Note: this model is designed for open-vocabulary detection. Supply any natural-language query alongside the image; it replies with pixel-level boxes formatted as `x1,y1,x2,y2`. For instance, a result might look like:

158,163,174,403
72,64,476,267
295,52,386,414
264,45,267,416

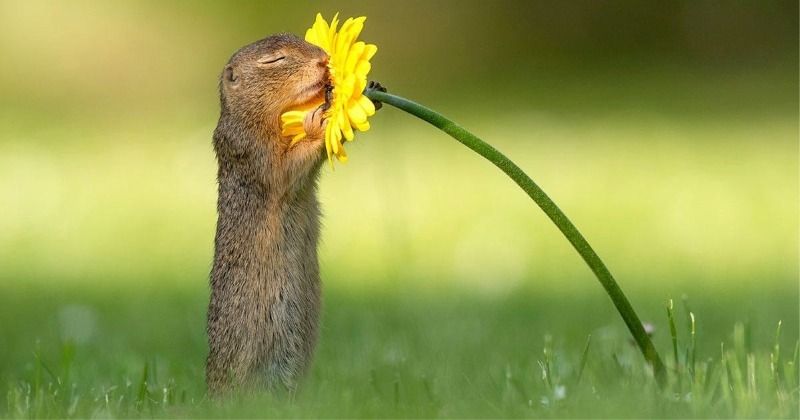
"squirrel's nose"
318,56,329,68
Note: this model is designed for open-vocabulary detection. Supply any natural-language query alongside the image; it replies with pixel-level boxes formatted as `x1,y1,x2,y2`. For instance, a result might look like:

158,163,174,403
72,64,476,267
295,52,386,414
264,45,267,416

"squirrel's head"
214,34,329,197
219,33,328,131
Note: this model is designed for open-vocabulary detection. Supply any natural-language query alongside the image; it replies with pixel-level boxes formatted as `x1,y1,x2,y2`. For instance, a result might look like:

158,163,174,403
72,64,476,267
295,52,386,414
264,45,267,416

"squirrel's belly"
255,275,321,387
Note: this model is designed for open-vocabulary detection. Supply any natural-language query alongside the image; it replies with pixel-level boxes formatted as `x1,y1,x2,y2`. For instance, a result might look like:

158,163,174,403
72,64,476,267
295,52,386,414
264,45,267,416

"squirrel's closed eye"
258,55,286,65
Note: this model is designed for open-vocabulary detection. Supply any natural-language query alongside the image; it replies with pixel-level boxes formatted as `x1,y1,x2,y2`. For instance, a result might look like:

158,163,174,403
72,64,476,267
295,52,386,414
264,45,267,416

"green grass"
1,283,797,418
1,98,796,416
0,21,796,415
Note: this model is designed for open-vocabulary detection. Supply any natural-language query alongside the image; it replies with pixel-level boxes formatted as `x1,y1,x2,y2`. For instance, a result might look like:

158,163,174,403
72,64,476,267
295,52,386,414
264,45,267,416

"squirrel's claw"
303,104,327,140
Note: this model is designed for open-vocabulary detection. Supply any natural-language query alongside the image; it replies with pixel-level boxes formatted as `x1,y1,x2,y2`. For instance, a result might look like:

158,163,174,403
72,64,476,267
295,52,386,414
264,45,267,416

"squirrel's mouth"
293,78,330,110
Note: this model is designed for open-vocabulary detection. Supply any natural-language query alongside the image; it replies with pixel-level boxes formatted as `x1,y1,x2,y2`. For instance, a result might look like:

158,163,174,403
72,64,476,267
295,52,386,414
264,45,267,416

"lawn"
0,6,797,415
1,282,797,417
2,85,797,417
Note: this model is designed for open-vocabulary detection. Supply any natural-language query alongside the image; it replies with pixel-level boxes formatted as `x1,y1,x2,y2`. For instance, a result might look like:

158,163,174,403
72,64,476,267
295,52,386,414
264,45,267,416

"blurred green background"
0,0,797,416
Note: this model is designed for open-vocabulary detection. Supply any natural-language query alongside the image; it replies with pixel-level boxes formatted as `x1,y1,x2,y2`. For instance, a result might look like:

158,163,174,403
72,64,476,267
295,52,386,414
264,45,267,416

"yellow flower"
280,13,378,165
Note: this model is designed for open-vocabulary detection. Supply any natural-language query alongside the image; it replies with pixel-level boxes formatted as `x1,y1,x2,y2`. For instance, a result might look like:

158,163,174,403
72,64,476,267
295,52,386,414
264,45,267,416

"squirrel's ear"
223,65,239,86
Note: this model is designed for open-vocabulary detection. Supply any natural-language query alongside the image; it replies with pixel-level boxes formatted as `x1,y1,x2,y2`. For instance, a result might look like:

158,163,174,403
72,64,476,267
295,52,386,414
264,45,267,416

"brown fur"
206,34,330,394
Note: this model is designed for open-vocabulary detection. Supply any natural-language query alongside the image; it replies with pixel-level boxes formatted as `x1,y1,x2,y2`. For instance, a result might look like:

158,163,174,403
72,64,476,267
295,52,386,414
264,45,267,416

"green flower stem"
365,88,667,384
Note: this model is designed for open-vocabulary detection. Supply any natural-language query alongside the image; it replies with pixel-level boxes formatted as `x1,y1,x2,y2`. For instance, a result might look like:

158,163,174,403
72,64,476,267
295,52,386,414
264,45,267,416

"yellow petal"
289,132,306,145
357,94,376,116
328,13,340,47
324,122,334,159
282,127,301,137
336,17,364,54
281,110,307,124
339,109,354,141
347,102,367,125
309,13,330,51
344,41,365,74
305,28,316,45
354,60,371,78
363,44,378,61
330,121,340,154
353,78,367,98
336,145,348,163
335,18,355,52
353,120,370,132
340,73,356,96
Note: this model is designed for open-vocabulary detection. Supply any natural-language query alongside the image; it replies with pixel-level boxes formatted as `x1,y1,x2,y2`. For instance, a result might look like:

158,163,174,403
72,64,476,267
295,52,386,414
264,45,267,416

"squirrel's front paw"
303,105,327,141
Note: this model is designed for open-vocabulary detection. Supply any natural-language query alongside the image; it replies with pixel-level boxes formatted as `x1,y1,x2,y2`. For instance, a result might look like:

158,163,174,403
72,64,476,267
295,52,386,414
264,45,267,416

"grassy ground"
1,283,797,418
0,55,797,417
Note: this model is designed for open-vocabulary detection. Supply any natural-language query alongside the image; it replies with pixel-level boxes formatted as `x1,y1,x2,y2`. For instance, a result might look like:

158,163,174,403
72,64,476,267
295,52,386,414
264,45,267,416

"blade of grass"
733,322,746,369
393,374,400,409
541,335,554,390
720,343,734,414
667,299,681,391
60,341,75,414
504,364,528,403
32,351,58,384
770,320,783,398
746,353,757,400
689,312,696,380
681,295,693,333
136,361,149,412
576,334,592,386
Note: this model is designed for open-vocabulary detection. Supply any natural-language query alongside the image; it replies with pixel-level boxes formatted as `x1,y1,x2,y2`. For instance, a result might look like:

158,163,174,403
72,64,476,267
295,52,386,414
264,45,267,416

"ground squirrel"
206,34,332,394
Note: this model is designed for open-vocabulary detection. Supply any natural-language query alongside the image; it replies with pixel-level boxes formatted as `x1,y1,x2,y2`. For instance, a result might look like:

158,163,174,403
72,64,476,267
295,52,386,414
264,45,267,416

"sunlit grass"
2,100,796,417
1,284,797,418
0,110,794,293
0,3,796,415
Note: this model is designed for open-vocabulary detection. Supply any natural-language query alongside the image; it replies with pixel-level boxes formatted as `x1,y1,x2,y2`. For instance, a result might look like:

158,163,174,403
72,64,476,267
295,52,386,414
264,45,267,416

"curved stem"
365,88,666,384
